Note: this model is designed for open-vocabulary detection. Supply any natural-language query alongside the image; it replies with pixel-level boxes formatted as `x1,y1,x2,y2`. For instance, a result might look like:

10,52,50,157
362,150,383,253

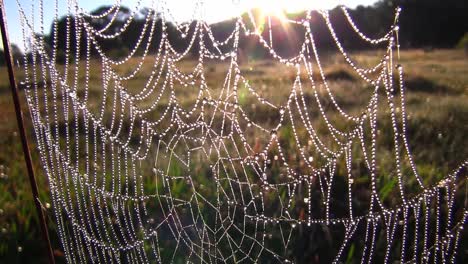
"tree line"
1,0,466,65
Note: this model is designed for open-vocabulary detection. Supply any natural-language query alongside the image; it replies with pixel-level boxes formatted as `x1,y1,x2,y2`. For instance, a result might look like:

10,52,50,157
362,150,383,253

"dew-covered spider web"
14,0,467,263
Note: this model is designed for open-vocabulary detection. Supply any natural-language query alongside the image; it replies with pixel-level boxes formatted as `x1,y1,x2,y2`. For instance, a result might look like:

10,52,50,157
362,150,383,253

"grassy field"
0,49,466,263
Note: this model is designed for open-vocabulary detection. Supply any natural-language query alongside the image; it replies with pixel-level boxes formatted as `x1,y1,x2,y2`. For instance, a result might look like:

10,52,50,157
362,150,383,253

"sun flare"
259,5,288,22
248,0,336,25
252,0,334,14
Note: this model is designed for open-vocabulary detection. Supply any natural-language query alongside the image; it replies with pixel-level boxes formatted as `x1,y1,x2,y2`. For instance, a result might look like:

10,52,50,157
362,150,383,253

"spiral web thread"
15,0,467,263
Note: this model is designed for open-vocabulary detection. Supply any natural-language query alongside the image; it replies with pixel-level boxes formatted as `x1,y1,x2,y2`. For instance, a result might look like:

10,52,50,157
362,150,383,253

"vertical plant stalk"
0,1,55,263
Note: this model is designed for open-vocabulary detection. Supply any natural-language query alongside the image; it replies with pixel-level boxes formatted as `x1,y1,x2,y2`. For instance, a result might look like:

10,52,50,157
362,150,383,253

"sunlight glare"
260,4,287,22
252,0,337,14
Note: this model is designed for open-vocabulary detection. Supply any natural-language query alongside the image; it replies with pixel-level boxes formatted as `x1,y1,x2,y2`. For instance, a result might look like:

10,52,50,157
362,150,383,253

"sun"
251,0,332,24
260,5,288,22
253,0,333,15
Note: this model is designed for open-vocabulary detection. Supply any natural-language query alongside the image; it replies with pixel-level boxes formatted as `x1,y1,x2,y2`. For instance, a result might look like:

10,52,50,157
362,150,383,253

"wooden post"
0,1,55,263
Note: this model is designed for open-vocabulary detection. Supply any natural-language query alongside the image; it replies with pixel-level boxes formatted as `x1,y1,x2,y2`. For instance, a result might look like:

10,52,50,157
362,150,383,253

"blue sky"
2,0,377,51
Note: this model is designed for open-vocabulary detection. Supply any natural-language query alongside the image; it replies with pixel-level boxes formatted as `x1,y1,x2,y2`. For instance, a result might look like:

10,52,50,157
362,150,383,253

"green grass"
0,49,467,263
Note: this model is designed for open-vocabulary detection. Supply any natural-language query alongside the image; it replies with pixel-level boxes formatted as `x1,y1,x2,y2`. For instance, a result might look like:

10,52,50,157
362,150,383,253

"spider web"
14,0,467,263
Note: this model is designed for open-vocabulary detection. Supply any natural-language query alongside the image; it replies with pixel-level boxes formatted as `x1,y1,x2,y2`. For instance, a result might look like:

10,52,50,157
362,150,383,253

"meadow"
0,48,466,263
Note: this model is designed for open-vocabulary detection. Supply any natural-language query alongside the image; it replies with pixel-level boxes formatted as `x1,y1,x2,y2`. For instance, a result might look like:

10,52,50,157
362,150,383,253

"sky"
2,0,377,51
